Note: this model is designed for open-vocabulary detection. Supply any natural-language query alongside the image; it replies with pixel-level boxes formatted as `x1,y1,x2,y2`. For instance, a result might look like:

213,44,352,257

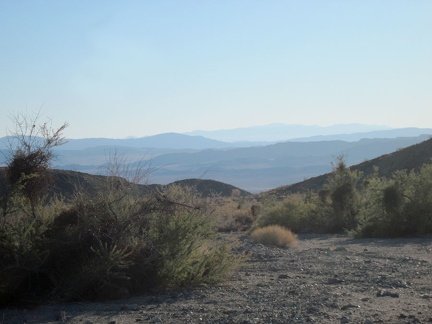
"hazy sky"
0,1,431,139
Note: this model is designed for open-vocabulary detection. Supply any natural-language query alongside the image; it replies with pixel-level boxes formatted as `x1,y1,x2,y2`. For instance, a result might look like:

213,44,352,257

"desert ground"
2,233,432,324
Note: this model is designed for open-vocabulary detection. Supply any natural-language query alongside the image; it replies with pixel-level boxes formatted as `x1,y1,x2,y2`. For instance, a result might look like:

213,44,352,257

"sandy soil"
2,233,432,323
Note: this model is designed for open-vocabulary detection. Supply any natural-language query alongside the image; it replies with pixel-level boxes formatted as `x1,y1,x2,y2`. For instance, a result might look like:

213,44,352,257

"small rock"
334,246,347,252
341,316,350,323
327,278,344,284
341,304,359,310
278,274,289,279
120,304,140,312
376,290,399,298
55,311,67,322
243,306,252,314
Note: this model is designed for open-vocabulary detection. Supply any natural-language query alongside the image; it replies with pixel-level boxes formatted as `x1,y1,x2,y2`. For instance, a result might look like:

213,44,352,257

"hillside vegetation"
0,116,242,306
255,138,432,237
264,137,432,197
3,131,430,193
2,114,431,307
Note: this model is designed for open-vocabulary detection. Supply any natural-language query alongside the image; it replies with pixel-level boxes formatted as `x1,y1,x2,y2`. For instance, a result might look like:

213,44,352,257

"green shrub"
0,183,240,305
352,164,432,237
256,157,363,234
0,195,65,305
147,208,236,287
250,225,297,248
322,156,362,231
255,194,332,233
1,114,239,305
211,196,259,232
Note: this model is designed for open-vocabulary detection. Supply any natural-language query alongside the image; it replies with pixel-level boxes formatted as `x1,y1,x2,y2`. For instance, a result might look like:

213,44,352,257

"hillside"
2,132,431,193
169,178,251,197
145,135,429,192
0,168,251,201
264,137,432,197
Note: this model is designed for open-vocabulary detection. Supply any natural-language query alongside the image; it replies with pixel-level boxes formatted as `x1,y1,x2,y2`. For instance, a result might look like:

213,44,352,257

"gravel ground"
2,233,432,324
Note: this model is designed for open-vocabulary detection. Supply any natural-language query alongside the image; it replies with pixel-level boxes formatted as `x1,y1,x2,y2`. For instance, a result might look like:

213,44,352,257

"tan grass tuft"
250,225,298,248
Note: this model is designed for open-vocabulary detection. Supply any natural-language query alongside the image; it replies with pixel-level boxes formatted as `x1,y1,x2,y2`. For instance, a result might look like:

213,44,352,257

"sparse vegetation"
211,190,260,232
255,156,362,234
2,113,432,308
250,225,297,248
0,115,240,306
352,164,432,237
255,154,432,238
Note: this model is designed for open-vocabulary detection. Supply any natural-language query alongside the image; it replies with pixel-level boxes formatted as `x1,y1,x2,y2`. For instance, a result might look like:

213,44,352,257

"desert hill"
263,137,432,197
170,178,251,197
0,168,251,201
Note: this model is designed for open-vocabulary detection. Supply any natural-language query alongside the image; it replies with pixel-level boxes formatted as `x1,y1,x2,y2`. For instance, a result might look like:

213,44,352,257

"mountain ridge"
185,123,394,142
263,137,432,197
2,125,431,193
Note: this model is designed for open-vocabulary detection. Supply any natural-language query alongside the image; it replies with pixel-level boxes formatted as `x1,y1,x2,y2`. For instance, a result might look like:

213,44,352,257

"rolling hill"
0,168,251,201
1,126,431,193
264,137,432,197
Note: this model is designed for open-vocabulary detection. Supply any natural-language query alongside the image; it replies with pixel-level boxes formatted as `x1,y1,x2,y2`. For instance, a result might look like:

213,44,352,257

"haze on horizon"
0,1,431,139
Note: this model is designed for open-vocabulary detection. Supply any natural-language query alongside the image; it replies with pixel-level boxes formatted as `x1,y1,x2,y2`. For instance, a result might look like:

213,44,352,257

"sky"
0,1,431,139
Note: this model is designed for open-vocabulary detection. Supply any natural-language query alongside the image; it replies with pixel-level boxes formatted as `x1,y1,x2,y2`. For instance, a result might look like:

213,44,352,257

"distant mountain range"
142,135,430,192
291,127,432,142
61,133,233,150
185,123,394,142
1,124,431,193
3,135,432,201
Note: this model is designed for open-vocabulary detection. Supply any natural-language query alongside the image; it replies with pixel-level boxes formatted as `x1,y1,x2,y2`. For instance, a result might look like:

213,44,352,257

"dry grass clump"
250,225,298,248
212,196,260,232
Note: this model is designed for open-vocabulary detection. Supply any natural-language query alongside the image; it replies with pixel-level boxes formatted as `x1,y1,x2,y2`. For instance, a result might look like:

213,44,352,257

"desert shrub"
3,112,68,216
353,164,432,237
0,182,240,305
211,196,260,232
256,157,363,234
255,194,332,233
146,208,235,287
0,195,67,305
250,225,297,248
1,114,239,305
405,164,432,234
321,156,362,232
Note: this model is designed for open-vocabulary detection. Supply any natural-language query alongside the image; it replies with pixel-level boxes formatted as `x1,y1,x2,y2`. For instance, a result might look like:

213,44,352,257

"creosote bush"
3,112,68,216
0,114,239,306
255,157,432,238
250,225,297,248
0,181,240,305
211,193,260,232
255,194,326,233
352,164,432,237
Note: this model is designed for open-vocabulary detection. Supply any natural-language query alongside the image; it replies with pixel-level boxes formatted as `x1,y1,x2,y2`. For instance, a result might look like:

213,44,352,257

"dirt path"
2,233,432,323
